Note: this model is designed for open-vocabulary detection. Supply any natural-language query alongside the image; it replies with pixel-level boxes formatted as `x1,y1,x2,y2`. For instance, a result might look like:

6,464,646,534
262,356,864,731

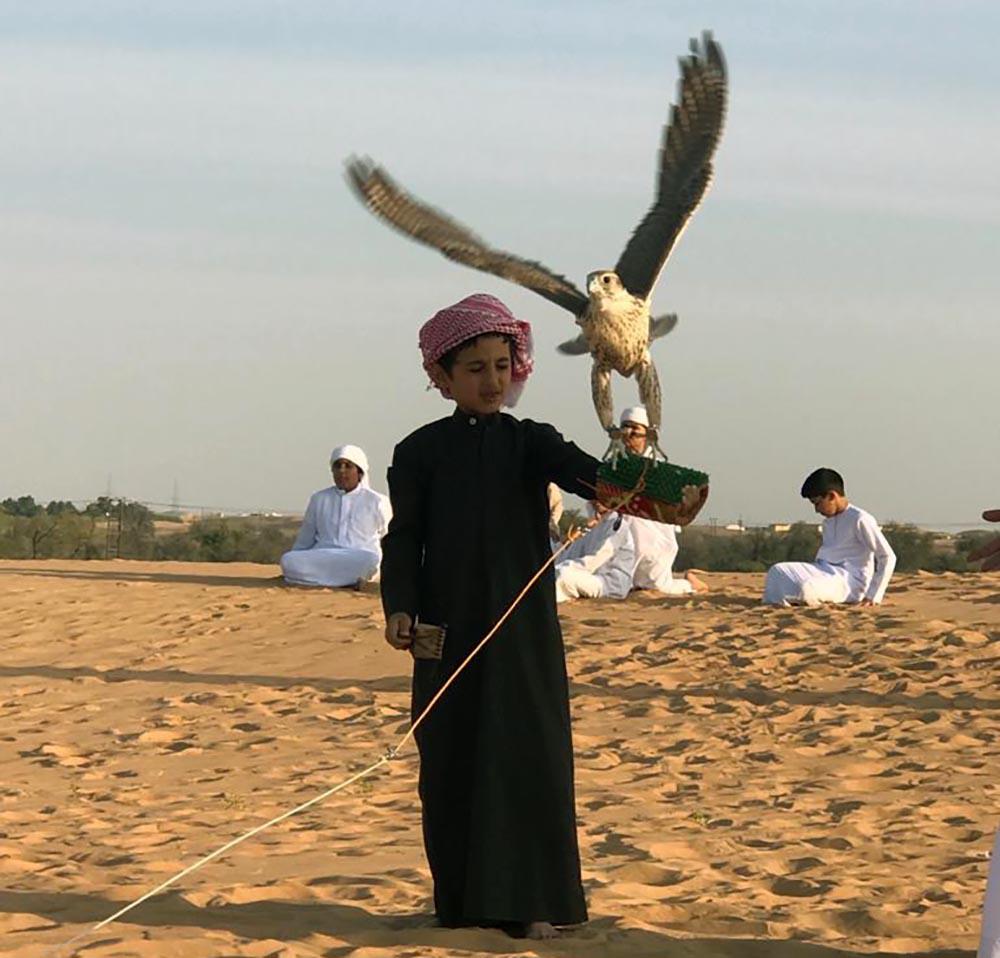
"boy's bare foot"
685,570,709,593
525,921,560,939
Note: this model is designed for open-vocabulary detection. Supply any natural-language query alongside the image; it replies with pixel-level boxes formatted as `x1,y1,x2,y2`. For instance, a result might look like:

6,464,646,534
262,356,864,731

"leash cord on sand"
52,757,390,955
52,523,599,955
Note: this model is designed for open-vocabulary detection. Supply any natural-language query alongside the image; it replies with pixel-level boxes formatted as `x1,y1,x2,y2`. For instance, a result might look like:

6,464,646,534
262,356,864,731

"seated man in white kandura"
554,501,637,603
764,467,896,607
616,405,708,596
280,444,391,588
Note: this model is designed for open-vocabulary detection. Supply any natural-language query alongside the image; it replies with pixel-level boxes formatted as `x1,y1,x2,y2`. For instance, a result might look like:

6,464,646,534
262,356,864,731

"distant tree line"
0,496,295,563
155,517,296,563
0,496,154,560
674,522,993,574
2,496,993,571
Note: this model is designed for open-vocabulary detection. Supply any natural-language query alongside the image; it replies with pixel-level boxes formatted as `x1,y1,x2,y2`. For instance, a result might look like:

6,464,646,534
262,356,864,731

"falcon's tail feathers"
556,335,591,356
650,313,679,340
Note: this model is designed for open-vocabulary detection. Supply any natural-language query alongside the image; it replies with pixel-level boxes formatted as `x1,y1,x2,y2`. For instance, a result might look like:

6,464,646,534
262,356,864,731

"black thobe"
380,410,599,927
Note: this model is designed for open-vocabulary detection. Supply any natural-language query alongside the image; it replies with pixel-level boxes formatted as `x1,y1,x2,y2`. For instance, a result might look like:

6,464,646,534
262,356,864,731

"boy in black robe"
380,293,600,939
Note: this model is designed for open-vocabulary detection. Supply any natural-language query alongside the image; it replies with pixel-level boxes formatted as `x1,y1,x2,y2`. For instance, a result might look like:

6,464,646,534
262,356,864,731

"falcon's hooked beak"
587,271,620,298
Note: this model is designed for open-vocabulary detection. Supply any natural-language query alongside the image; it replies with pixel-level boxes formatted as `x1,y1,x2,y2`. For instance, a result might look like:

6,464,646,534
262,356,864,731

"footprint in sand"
137,728,201,753
770,876,835,897
182,691,220,705
826,799,865,822
805,835,853,851
19,742,95,768
592,830,652,860
4,912,60,933
612,861,689,886
787,856,824,873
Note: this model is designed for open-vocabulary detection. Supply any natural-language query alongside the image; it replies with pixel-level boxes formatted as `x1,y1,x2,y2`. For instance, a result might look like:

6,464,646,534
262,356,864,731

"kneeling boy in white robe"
764,467,896,607
547,483,564,552
627,518,700,595
614,405,708,596
555,506,636,603
280,444,392,588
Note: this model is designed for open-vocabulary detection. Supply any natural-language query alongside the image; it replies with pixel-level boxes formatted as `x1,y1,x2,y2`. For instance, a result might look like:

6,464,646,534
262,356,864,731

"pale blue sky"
2,1,997,526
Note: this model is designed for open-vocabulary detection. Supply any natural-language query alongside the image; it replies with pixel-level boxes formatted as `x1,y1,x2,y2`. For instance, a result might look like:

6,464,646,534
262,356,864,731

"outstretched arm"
859,516,897,605
527,420,601,499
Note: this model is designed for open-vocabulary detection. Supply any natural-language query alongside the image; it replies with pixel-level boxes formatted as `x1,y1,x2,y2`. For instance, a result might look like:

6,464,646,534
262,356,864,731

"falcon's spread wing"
347,159,589,317
615,32,728,301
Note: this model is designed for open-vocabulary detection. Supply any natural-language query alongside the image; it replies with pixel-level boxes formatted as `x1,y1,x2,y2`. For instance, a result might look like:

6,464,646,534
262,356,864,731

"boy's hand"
561,526,586,545
385,612,414,650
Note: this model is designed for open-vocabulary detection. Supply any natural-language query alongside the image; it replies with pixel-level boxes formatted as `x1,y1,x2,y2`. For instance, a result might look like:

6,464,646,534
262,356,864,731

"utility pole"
116,499,124,559
104,507,112,560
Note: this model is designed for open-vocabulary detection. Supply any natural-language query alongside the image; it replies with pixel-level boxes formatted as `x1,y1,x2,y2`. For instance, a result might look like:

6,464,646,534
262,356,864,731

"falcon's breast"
581,298,650,375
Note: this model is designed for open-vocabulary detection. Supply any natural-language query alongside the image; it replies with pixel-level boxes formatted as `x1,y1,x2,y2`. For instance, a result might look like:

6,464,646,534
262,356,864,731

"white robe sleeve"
377,494,392,540
547,483,564,541
575,536,616,574
858,513,896,603
627,516,681,592
291,493,319,551
556,518,636,599
601,522,638,598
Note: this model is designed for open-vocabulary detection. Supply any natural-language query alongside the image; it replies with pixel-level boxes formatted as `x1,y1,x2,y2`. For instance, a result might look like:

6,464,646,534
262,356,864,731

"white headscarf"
619,406,655,458
330,444,370,488
619,405,649,428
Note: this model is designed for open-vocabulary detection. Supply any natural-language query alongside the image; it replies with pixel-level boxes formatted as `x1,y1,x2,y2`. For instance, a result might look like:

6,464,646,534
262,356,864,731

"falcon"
347,32,727,459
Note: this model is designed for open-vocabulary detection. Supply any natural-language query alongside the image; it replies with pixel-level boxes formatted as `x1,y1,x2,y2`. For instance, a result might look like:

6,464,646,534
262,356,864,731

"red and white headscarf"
418,293,534,407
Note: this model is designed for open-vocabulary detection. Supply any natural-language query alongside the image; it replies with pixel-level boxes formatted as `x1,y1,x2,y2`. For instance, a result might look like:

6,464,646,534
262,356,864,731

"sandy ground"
1,560,997,957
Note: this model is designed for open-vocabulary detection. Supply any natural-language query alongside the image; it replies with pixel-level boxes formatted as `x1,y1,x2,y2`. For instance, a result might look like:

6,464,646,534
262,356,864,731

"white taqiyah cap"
619,406,649,428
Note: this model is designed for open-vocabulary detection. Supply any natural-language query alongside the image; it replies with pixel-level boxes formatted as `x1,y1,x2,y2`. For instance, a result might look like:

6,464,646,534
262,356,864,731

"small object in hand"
597,453,709,524
411,623,446,661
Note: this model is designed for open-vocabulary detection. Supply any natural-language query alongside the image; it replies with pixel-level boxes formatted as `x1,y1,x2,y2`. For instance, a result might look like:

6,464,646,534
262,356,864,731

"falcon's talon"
601,437,630,468
644,428,669,463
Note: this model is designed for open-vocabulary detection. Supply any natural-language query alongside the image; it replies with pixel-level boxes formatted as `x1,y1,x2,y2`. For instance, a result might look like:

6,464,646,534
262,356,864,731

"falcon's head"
587,270,629,304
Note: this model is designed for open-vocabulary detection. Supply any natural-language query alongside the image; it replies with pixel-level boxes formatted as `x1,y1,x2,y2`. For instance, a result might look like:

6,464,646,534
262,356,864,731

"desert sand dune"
1,560,996,956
